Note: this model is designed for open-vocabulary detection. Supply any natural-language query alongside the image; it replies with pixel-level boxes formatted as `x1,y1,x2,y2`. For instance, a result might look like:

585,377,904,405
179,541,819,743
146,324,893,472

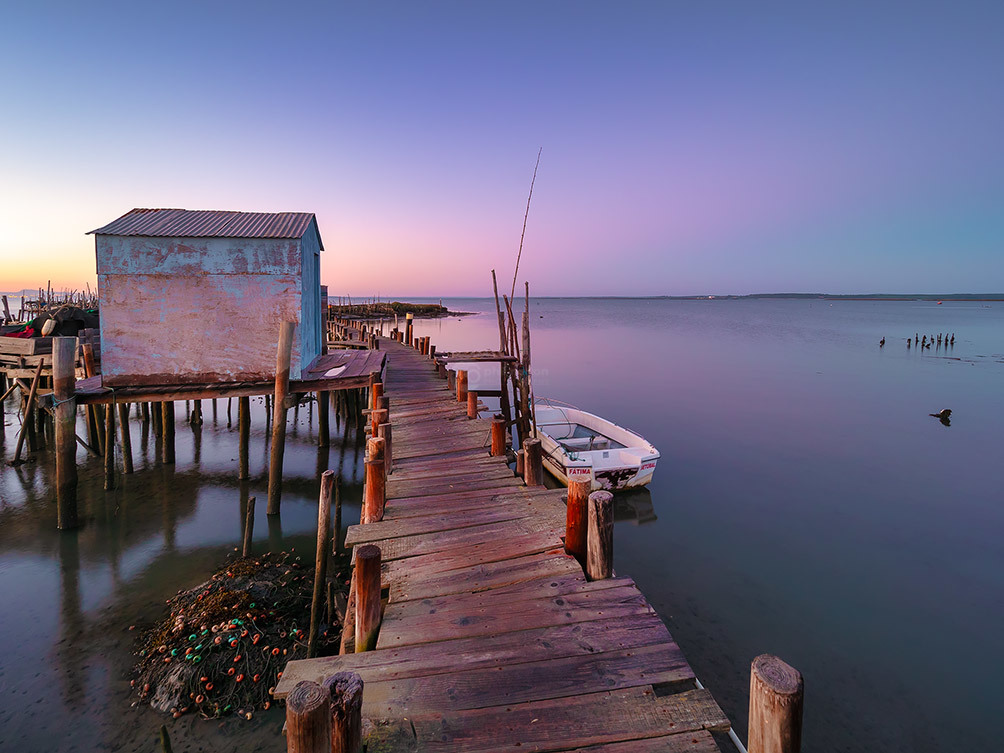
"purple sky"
2,1,1002,295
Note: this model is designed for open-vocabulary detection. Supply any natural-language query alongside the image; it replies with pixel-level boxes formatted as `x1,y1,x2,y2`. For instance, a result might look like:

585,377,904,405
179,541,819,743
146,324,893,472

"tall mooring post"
267,321,296,515
53,336,79,529
749,654,804,753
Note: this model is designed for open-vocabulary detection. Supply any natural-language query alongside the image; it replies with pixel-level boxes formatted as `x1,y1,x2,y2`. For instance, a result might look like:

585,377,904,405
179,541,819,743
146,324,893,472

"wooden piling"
467,390,478,419
308,471,335,659
446,369,456,392
456,369,468,403
362,456,386,523
369,408,388,438
377,422,393,475
322,672,363,753
748,654,804,753
405,313,413,346
490,415,506,455
586,490,614,580
118,402,133,474
565,478,590,566
267,321,296,515
161,401,175,464
516,449,525,478
370,382,383,411
238,396,250,480
285,680,332,753
104,403,115,490
354,544,382,652
242,496,255,557
332,473,343,553
318,391,329,447
53,337,78,529
523,437,543,486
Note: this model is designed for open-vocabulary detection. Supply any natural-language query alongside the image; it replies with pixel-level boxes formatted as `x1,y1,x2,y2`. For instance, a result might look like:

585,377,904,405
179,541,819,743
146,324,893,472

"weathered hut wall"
96,235,309,386
300,224,322,365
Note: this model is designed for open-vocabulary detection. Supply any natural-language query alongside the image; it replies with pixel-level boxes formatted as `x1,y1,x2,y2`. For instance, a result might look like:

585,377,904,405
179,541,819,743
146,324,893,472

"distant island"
663,293,1004,301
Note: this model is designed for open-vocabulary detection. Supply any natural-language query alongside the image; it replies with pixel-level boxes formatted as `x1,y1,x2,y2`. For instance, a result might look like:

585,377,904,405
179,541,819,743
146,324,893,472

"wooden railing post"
490,415,506,456
362,438,386,523
370,408,388,438
456,369,468,403
748,655,804,753
267,320,296,515
354,544,382,652
53,336,78,529
323,672,363,753
523,437,543,486
586,490,614,580
370,382,383,411
467,390,478,419
285,680,331,753
446,369,456,392
565,478,590,566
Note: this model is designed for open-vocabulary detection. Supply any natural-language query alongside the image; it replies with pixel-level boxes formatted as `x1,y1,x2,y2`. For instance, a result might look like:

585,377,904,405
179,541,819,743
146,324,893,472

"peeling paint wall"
299,218,322,367
96,235,309,386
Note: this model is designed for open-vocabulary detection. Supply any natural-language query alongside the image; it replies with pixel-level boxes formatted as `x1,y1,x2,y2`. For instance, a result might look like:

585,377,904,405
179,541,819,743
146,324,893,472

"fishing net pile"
132,551,344,719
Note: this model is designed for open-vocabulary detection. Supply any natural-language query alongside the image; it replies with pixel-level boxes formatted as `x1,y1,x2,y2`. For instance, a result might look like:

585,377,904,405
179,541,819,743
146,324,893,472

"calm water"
1,298,1001,752
409,297,1004,753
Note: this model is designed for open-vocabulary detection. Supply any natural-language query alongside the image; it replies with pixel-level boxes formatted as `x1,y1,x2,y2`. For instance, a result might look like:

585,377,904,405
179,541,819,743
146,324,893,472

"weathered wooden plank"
378,585,654,648
559,731,720,753
390,553,583,602
385,475,525,499
276,612,674,696
350,517,565,564
408,687,728,753
360,643,692,716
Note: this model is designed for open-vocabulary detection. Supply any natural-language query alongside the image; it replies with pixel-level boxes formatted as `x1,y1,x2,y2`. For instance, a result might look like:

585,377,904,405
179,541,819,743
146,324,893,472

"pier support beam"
586,490,614,580
238,396,250,480
323,672,363,753
267,321,296,516
565,478,590,566
118,402,133,474
285,681,331,753
53,337,78,529
490,415,506,456
103,403,115,490
749,654,804,753
354,544,382,652
318,391,329,447
161,402,175,464
523,437,543,486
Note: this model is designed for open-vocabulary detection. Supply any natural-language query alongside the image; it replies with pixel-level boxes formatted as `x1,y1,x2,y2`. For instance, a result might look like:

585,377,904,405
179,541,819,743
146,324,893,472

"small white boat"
533,399,660,491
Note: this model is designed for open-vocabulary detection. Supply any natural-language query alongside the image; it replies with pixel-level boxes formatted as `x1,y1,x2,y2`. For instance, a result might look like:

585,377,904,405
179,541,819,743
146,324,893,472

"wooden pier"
275,336,732,752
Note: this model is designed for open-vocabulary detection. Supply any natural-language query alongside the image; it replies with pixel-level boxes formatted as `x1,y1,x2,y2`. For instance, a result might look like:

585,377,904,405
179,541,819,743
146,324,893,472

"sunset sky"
2,1,1002,296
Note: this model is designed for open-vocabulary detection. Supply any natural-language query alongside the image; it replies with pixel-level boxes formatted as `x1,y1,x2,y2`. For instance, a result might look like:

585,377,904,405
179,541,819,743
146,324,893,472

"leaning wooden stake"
586,490,614,580
523,437,543,486
103,402,115,490
118,402,133,474
286,680,332,753
749,654,804,753
565,478,590,566
242,496,256,557
12,360,43,463
53,337,78,529
323,672,363,753
308,471,335,658
354,544,382,652
268,321,296,515
238,396,250,480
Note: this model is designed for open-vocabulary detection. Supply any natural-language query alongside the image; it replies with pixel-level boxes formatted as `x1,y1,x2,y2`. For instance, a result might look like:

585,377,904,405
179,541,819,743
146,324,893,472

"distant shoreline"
664,294,1003,301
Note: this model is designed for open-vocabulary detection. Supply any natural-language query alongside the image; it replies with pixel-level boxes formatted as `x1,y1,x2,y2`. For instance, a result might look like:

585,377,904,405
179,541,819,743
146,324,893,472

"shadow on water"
0,394,364,752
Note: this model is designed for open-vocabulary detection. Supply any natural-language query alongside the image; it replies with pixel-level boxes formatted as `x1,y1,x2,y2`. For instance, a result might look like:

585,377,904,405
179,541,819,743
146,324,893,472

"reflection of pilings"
57,531,84,707
160,466,176,551
267,512,284,553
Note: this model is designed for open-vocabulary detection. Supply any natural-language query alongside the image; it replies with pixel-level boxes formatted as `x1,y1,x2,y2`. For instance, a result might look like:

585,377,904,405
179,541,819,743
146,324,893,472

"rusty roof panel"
89,208,321,247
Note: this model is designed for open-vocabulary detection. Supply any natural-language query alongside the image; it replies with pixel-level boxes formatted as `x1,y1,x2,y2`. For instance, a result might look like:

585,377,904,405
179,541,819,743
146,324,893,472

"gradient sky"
2,0,1003,296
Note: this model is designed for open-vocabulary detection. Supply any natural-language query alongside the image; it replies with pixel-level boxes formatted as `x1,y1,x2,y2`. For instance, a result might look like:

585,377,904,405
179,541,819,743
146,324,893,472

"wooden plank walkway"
275,338,730,752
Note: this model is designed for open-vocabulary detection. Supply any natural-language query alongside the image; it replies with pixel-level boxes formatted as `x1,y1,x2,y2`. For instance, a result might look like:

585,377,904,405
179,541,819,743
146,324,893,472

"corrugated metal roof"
89,208,323,249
